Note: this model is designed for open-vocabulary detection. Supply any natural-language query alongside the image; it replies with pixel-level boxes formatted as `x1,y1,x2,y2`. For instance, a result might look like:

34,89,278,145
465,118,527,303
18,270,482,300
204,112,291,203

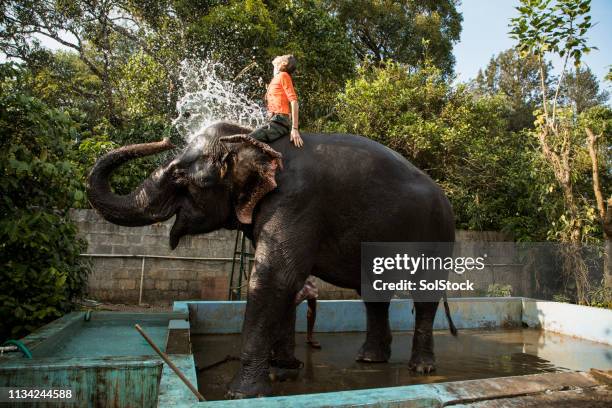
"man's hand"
290,128,304,148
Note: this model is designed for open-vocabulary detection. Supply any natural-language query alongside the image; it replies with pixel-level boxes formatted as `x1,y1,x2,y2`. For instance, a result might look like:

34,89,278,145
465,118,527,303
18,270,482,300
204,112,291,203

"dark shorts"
249,114,291,143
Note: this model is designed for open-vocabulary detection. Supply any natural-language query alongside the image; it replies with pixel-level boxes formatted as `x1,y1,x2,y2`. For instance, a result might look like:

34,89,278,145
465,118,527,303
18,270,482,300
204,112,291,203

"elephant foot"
226,362,272,399
269,357,303,382
356,340,391,362
408,352,436,374
269,366,300,382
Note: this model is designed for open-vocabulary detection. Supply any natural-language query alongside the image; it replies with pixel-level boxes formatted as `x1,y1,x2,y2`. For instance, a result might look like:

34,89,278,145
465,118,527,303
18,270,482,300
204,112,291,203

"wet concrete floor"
192,329,612,400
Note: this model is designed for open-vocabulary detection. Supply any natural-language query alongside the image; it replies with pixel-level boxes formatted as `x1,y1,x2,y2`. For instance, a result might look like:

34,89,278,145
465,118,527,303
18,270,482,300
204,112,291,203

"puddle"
192,328,612,400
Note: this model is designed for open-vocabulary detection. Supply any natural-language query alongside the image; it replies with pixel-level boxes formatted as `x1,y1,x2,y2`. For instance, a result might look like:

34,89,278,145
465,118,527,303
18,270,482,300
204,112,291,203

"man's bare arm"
290,100,303,148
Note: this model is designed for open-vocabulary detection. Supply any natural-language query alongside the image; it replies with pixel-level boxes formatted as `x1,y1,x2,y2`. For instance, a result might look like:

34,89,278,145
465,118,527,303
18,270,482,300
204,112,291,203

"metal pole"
80,253,234,261
135,324,205,401
228,230,241,300
138,257,145,305
237,232,246,300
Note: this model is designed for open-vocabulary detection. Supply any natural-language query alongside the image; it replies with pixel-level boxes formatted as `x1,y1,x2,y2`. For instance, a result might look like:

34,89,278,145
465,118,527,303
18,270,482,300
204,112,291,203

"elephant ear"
219,135,283,224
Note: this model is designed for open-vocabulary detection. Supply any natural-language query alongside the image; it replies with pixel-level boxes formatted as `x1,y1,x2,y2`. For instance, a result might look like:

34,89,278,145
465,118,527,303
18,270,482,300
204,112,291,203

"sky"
453,0,612,92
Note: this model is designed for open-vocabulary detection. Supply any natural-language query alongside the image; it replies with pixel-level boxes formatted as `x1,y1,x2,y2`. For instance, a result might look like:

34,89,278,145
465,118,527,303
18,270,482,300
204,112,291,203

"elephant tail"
443,294,458,336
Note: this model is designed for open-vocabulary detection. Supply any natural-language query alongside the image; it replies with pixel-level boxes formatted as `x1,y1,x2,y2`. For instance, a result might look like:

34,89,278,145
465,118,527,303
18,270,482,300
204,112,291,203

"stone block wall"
71,209,243,303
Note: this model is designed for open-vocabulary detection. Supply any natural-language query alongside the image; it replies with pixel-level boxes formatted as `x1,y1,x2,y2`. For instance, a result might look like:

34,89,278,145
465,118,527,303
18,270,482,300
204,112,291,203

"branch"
537,55,549,122
537,128,564,183
552,47,570,126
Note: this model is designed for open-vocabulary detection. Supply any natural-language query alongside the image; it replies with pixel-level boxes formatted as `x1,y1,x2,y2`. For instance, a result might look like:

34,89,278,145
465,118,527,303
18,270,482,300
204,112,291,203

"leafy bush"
0,65,90,341
552,293,571,303
486,284,513,298
587,280,612,309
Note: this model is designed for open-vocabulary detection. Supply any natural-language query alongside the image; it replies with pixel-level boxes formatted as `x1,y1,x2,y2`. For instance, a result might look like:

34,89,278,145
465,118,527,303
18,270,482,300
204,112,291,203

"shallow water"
193,328,612,400
45,321,167,358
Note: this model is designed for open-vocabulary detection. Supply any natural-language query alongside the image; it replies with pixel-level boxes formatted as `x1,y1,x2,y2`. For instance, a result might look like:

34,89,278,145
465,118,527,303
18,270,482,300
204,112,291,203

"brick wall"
72,210,529,304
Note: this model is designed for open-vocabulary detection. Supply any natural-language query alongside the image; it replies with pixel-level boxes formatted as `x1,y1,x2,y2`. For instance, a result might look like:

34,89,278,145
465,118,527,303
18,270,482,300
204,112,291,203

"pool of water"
193,328,612,400
38,320,167,358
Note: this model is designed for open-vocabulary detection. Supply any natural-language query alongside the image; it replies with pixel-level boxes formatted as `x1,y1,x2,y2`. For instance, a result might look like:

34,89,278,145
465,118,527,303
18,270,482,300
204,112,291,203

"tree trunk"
560,182,589,304
604,198,612,289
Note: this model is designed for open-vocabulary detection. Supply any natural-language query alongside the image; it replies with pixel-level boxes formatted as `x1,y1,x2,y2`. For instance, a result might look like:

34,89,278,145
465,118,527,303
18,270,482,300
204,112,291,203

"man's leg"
306,298,321,349
250,121,289,143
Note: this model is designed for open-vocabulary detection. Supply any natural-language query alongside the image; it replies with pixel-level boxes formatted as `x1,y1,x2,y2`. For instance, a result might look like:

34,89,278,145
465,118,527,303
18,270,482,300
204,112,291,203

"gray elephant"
87,122,456,398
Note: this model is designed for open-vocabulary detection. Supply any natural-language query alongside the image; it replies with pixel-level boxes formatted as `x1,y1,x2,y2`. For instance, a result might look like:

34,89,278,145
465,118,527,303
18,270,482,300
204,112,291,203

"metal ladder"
228,230,253,300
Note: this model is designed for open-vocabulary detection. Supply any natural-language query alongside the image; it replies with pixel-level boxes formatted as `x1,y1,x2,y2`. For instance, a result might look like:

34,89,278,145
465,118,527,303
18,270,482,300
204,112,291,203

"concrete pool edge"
522,298,612,344
164,371,609,408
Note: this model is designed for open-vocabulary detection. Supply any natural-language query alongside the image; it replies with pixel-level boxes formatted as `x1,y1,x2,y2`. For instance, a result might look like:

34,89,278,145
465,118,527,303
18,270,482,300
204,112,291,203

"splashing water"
173,59,267,143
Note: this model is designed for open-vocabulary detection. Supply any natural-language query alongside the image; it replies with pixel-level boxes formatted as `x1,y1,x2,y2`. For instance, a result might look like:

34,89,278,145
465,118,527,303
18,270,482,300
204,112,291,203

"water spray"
172,59,266,143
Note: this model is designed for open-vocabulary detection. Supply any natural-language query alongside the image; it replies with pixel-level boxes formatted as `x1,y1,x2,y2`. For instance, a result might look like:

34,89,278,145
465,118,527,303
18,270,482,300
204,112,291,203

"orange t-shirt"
265,71,297,115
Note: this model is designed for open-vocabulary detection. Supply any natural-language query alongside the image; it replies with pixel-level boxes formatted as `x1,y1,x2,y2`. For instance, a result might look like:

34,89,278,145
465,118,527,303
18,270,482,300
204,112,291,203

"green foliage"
486,284,513,297
118,51,174,119
587,280,612,309
552,293,571,303
472,48,551,131
510,0,594,68
0,64,90,341
561,66,610,113
329,62,545,236
324,0,462,76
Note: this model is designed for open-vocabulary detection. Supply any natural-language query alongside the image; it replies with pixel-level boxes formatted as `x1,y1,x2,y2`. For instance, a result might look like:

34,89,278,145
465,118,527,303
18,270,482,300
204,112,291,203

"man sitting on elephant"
250,54,304,148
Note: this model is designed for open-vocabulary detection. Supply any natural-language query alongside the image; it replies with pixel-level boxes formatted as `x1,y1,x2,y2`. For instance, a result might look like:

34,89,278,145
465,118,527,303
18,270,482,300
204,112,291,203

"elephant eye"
200,175,217,187
173,168,189,185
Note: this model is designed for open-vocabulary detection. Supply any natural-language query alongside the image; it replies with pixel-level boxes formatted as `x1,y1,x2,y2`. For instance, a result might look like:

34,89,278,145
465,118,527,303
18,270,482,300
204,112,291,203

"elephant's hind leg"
409,301,438,374
356,301,392,362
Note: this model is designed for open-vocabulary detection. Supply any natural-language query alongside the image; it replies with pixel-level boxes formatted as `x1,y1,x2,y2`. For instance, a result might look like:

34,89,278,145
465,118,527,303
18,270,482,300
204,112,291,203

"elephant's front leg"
226,262,301,398
269,305,302,382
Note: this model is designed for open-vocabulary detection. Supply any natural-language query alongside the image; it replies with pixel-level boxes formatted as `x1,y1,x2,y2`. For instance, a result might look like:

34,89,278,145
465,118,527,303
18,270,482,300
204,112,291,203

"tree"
323,0,462,76
472,48,552,131
510,0,606,302
20,51,106,131
0,0,145,124
0,64,90,341
561,66,609,113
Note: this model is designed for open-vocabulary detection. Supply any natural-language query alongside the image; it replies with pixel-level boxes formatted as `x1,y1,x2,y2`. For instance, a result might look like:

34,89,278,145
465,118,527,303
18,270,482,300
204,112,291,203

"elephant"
87,122,457,398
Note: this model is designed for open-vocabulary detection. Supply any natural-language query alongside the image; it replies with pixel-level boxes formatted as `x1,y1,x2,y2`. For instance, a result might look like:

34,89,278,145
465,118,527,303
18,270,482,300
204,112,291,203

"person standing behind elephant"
250,54,304,148
294,276,320,348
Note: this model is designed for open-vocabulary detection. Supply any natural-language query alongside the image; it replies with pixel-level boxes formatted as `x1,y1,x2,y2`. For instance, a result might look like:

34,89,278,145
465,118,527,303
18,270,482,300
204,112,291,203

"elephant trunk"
87,138,179,226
